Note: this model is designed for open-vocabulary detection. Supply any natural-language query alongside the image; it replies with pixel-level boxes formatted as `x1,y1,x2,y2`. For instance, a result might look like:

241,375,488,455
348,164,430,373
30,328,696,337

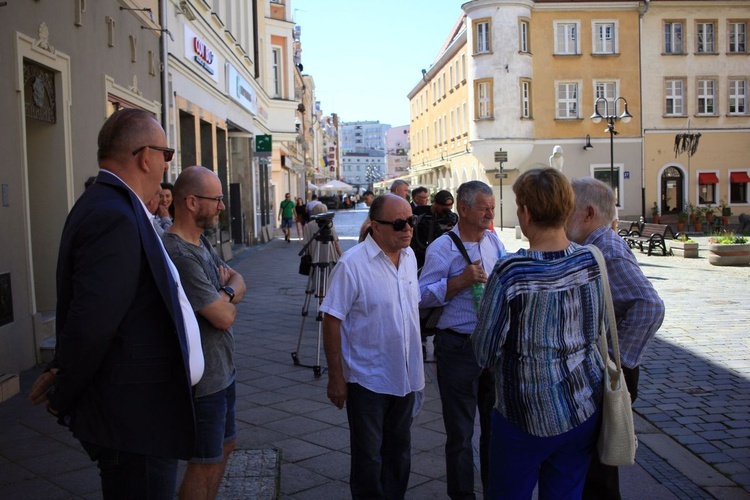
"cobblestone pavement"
0,207,748,499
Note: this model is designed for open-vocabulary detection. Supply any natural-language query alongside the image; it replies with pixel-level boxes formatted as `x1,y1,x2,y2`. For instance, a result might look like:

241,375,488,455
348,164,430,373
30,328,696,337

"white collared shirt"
320,235,425,397
103,170,204,386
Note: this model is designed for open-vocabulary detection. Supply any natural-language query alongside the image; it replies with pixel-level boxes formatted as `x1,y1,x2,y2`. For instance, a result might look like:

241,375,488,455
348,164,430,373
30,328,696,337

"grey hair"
390,179,410,193
570,177,617,225
456,181,493,207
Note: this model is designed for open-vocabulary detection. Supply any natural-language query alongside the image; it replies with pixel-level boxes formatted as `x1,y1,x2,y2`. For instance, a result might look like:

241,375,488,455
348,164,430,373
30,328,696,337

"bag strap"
587,245,623,375
447,231,472,265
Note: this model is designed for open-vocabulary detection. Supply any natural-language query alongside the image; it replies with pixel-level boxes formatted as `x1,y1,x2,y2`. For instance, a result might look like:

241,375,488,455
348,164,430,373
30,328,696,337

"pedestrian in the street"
566,177,665,500
321,194,424,500
473,167,606,499
28,107,204,499
278,192,295,243
295,197,307,242
419,181,505,499
163,166,246,500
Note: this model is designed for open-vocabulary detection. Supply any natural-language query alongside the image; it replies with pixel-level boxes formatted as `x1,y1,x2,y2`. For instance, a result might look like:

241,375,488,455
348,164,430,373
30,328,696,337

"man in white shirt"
321,194,424,500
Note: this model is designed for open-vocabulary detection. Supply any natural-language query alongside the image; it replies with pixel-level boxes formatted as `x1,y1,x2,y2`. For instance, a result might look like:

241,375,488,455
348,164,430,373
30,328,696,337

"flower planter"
707,243,750,266
670,241,699,258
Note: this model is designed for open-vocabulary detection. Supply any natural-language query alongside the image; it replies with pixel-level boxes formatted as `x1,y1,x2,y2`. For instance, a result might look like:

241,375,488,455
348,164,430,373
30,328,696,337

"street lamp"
590,97,632,192
365,165,380,191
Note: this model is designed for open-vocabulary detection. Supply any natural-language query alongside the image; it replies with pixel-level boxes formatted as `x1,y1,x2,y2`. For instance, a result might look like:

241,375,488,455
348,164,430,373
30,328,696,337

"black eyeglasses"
373,215,418,231
189,194,224,207
132,145,175,162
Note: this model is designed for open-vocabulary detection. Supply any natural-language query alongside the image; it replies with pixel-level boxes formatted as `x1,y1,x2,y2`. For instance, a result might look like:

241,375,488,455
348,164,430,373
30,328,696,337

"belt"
440,329,471,338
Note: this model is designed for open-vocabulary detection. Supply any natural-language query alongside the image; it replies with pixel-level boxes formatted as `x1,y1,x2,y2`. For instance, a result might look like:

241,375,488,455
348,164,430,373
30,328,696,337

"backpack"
411,210,459,271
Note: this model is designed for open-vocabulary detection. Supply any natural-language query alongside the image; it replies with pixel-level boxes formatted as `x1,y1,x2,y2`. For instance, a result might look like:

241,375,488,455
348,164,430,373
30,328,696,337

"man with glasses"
411,190,459,270
321,194,424,499
163,166,246,500
411,186,430,209
30,108,204,498
419,181,505,499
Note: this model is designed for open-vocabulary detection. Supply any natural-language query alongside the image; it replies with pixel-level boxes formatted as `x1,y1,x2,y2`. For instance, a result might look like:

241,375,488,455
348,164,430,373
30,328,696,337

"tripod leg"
293,266,318,365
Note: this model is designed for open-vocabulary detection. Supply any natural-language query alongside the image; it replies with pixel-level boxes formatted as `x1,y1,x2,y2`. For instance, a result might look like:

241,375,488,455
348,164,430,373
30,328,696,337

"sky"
292,0,465,127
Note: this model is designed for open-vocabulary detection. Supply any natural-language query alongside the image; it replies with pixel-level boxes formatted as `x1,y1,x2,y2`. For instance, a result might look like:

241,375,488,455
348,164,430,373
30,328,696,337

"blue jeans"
346,383,415,500
80,441,178,499
435,330,494,499
487,409,601,500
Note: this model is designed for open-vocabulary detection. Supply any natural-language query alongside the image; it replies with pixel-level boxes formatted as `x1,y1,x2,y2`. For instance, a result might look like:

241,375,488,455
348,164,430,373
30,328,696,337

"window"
697,79,717,115
521,79,532,118
664,21,684,54
555,22,579,55
556,82,579,119
454,60,460,88
698,172,718,204
461,54,466,81
475,79,493,119
593,22,616,54
595,81,617,115
449,66,454,90
520,20,530,53
696,21,716,53
474,19,491,54
271,47,282,97
729,79,747,114
730,171,750,203
728,21,747,53
594,167,621,206
665,79,685,116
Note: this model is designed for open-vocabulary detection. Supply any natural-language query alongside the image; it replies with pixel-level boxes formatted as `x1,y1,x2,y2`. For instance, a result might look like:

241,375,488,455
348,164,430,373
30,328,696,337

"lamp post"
590,97,633,192
365,165,379,191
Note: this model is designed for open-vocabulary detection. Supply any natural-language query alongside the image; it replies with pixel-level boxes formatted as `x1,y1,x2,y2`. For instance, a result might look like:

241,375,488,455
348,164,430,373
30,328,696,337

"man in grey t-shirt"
163,166,246,500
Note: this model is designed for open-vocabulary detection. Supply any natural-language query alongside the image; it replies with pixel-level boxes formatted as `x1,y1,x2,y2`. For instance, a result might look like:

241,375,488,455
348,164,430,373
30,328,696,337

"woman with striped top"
472,168,606,499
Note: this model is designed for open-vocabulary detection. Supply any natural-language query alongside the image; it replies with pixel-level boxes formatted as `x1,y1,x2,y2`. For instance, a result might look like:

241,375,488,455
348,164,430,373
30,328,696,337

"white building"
386,125,411,179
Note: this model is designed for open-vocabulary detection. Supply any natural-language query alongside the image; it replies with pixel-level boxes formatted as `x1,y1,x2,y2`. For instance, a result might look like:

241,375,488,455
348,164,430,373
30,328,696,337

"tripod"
292,218,337,378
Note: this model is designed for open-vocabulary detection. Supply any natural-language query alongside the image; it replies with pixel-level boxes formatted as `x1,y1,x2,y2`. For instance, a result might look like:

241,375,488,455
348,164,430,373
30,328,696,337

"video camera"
310,211,335,225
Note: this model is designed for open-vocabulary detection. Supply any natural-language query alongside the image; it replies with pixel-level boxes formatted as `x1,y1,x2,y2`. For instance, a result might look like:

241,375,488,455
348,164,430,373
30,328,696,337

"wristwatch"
220,285,235,302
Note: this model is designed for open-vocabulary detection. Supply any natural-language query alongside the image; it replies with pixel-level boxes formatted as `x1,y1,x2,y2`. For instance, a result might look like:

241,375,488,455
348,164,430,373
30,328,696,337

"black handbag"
299,253,312,276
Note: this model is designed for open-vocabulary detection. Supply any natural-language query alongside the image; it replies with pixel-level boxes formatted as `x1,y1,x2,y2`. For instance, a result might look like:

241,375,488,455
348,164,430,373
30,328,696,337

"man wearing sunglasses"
30,108,203,498
164,166,246,499
321,194,424,499
418,181,506,499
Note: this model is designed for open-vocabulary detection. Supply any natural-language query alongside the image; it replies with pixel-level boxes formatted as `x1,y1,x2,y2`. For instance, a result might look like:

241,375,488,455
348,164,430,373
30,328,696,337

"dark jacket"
49,171,196,459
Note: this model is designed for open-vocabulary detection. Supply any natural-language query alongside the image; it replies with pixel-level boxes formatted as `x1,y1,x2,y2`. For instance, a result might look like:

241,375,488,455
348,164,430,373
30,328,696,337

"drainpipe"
160,0,170,159
639,0,650,219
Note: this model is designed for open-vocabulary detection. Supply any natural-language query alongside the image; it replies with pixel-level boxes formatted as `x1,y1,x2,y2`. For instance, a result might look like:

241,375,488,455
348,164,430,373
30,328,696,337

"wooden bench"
624,223,675,256
616,220,641,237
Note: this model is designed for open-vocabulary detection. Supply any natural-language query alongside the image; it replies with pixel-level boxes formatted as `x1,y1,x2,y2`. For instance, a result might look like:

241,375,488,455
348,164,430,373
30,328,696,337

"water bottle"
472,282,485,311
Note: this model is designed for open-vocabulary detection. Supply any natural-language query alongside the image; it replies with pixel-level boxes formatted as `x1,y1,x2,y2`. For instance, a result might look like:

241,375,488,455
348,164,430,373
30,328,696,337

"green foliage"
709,232,748,244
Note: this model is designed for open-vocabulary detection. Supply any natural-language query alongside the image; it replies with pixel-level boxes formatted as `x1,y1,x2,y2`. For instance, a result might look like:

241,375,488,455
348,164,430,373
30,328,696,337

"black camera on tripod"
310,211,335,225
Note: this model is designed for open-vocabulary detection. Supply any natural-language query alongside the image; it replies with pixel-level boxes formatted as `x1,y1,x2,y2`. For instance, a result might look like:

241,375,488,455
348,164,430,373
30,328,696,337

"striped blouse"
472,243,606,437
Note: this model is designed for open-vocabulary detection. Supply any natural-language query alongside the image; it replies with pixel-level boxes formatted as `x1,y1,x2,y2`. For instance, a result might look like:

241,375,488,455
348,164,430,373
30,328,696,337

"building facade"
385,125,411,180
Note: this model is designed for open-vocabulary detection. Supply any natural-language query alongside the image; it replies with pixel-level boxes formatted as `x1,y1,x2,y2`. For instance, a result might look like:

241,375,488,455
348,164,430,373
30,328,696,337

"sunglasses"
132,145,175,162
374,215,418,231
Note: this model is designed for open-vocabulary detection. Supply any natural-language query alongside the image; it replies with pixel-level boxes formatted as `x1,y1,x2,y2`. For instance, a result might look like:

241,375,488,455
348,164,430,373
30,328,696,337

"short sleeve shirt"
162,233,236,397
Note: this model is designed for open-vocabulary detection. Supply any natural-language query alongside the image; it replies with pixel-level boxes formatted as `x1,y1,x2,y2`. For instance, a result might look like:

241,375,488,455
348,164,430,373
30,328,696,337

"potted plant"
676,211,688,233
704,204,715,224
719,199,731,227
651,202,660,224
707,233,750,266
694,208,704,233
686,201,698,223
670,233,699,258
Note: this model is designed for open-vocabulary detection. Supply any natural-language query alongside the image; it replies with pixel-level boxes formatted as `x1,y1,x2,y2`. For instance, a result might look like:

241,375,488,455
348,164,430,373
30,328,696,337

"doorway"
661,166,684,214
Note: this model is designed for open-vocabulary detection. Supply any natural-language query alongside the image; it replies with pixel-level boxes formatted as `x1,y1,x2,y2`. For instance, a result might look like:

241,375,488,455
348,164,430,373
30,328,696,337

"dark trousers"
582,365,640,500
80,441,178,499
435,330,495,499
346,383,415,500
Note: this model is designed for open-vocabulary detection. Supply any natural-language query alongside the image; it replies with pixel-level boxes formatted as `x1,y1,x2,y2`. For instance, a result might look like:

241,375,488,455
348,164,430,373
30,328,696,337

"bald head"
173,166,218,205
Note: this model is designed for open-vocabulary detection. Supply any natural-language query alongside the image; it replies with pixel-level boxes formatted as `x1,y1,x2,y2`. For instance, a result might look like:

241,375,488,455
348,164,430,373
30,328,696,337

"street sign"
495,173,508,179
494,150,508,162
255,134,272,157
